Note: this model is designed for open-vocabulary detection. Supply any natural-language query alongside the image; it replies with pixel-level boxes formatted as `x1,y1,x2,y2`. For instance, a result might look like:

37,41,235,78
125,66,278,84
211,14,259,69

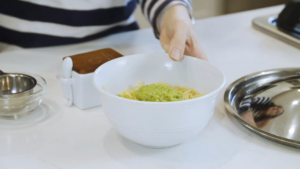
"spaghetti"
118,81,203,102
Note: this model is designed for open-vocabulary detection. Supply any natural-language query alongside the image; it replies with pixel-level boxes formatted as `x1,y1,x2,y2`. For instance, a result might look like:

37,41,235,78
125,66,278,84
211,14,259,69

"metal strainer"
0,70,37,98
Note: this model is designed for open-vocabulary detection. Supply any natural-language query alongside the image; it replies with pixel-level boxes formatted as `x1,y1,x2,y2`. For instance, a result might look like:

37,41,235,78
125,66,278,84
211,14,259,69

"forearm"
140,0,207,61
139,0,193,38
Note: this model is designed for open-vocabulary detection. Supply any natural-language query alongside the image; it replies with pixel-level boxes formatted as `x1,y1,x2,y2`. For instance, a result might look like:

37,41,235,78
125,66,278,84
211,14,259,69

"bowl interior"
94,53,225,97
0,74,36,95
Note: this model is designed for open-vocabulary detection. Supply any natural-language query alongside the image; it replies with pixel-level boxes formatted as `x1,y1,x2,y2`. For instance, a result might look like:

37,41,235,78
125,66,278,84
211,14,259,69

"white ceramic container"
60,57,101,109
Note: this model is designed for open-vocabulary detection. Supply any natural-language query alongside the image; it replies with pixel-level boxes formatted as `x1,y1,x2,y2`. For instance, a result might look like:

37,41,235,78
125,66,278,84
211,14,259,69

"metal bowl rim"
224,67,300,148
0,73,37,96
0,73,46,100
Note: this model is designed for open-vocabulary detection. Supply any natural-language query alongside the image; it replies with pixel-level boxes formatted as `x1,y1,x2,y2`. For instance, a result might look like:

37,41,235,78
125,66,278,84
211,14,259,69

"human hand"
159,5,207,61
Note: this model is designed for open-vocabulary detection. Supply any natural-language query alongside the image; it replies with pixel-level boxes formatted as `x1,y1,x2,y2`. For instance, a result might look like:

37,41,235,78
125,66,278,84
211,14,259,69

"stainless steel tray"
224,68,300,148
252,14,300,49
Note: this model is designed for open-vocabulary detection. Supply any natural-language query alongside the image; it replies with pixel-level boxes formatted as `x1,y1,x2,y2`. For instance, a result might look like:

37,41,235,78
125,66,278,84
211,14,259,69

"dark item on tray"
277,0,300,38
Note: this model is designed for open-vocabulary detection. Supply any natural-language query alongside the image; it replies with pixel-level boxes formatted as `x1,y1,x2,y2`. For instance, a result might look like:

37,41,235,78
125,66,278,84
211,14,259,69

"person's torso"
0,0,138,48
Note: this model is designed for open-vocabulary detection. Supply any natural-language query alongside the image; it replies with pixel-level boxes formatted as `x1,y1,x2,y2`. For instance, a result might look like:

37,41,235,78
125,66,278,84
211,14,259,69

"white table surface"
1,5,300,169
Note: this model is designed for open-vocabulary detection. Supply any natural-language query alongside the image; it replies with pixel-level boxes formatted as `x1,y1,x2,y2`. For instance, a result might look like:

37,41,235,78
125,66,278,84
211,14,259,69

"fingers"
189,44,208,61
169,24,188,61
159,29,170,53
160,22,208,61
185,31,208,61
160,41,170,53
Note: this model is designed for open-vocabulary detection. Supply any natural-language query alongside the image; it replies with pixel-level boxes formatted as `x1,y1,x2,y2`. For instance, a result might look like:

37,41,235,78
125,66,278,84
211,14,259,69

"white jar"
60,48,123,109
60,57,101,109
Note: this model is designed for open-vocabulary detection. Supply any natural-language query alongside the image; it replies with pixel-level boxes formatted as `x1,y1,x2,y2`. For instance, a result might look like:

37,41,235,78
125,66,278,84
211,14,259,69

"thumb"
169,27,187,61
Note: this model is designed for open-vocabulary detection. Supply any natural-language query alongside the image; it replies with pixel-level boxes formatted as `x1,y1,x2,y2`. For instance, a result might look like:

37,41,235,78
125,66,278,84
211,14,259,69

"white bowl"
93,53,225,148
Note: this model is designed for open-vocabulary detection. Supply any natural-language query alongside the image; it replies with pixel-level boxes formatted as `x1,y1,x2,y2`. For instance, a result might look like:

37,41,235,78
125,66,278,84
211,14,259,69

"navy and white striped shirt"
0,0,192,48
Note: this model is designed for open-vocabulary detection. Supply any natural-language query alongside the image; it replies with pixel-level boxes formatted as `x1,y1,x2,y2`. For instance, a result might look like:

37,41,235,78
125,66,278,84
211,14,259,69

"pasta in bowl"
93,53,225,148
117,81,203,102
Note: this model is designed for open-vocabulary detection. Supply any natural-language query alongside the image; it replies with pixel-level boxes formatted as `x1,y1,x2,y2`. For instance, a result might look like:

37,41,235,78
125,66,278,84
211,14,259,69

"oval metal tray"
224,68,300,148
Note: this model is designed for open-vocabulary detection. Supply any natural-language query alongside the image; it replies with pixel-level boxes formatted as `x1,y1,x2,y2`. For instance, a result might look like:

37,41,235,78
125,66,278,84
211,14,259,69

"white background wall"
134,0,288,29
134,0,225,29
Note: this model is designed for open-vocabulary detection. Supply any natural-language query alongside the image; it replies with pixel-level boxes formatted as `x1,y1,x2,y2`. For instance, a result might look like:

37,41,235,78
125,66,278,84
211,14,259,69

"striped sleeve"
0,0,139,48
139,0,194,38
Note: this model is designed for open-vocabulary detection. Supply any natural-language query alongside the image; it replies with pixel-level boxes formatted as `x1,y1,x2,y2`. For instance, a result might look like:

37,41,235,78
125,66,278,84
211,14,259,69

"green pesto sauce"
135,84,183,102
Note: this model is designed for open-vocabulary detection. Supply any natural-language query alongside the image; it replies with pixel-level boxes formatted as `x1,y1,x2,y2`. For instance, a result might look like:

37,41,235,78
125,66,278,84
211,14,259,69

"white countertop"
1,5,300,169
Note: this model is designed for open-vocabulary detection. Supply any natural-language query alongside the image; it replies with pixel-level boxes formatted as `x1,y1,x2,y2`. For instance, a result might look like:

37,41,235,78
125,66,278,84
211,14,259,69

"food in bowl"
117,81,203,102
93,53,225,148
